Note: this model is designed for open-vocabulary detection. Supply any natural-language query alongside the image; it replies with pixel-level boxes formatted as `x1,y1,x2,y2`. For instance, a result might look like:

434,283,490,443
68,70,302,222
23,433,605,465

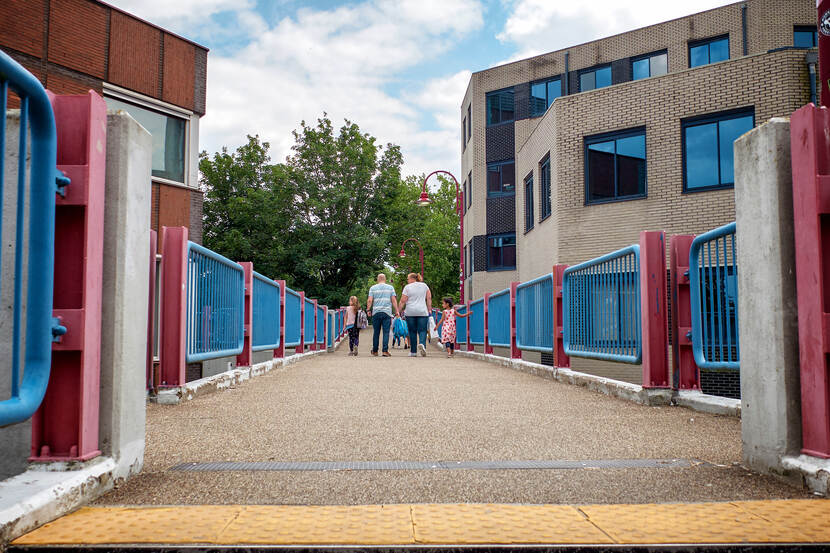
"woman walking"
345,296,361,356
398,273,432,357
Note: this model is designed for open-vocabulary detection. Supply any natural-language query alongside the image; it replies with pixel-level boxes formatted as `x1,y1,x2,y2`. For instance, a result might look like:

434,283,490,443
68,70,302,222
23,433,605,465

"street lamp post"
399,238,425,280
418,170,464,303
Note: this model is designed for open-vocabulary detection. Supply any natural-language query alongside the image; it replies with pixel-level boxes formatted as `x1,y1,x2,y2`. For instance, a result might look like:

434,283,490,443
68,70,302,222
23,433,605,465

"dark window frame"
467,170,472,208
529,75,562,117
462,116,467,151
463,178,468,214
578,64,612,92
794,25,818,48
688,34,730,68
486,87,515,127
487,159,516,198
467,104,472,142
540,154,552,221
681,107,755,194
524,172,534,234
631,49,668,80
486,233,517,271
584,126,648,206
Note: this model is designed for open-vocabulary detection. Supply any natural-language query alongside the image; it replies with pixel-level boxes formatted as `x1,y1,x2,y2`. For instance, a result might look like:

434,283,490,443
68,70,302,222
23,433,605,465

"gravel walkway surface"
96,343,811,505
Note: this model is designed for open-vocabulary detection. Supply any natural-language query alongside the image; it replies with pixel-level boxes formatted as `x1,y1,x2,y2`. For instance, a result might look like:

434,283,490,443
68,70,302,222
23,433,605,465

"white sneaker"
418,343,426,357
409,352,417,357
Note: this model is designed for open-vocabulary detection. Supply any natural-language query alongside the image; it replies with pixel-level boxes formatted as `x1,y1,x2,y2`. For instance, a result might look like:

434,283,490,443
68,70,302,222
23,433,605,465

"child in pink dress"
438,297,470,358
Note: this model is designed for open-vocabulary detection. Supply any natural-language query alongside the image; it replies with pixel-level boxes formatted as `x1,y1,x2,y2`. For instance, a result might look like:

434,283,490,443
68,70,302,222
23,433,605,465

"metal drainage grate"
169,458,703,472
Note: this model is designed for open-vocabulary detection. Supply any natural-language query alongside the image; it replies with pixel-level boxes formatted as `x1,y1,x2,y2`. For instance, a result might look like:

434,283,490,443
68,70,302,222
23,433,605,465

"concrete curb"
675,390,741,417
781,454,830,496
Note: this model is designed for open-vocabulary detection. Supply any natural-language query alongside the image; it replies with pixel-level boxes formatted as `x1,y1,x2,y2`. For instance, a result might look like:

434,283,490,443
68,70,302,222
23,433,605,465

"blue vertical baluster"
705,241,715,362
11,96,28,400
715,237,725,363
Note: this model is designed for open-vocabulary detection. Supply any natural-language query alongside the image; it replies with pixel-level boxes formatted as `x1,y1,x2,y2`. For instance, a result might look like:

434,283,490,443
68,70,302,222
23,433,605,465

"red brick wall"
108,11,160,97
0,0,46,58
47,0,108,79
162,34,195,110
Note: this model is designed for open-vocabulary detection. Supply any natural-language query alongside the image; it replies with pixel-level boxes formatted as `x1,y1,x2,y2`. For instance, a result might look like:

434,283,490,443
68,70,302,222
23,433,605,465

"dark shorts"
444,341,455,352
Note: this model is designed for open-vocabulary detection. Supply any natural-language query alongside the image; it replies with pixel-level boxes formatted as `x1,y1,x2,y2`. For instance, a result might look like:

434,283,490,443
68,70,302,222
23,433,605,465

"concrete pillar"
97,111,152,472
734,118,802,478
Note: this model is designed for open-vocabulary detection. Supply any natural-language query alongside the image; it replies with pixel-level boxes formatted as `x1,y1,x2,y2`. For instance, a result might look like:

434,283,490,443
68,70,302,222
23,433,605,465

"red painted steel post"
274,280,286,359
158,227,188,388
236,262,253,367
669,235,700,390
146,230,157,390
310,299,318,351
509,282,522,359
296,292,305,354
790,104,830,458
483,293,493,355
639,231,670,388
466,300,474,352
553,265,570,368
819,0,830,107
31,92,106,461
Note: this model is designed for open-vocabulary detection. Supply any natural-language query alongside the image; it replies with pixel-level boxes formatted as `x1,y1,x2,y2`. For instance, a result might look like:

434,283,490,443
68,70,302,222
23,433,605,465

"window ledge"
682,184,734,194
487,267,517,272
585,194,647,206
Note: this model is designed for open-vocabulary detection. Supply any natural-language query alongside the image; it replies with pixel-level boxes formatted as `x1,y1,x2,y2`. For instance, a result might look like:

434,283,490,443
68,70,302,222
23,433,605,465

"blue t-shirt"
368,283,396,316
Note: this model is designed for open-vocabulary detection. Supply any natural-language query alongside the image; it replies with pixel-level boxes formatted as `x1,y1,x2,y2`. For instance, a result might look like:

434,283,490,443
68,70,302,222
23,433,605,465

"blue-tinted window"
488,234,516,270
579,65,611,92
530,77,562,117
632,51,668,80
540,155,551,220
794,26,818,48
683,109,754,192
486,89,514,125
524,173,534,232
689,36,729,68
487,160,515,197
585,129,646,204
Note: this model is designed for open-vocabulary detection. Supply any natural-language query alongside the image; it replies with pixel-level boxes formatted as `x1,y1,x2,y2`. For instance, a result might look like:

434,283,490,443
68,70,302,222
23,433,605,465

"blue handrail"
515,273,553,353
487,288,511,348
185,242,245,362
304,298,315,345
563,245,641,364
469,298,485,345
689,222,739,370
456,305,468,344
0,51,63,428
251,272,280,352
284,288,301,347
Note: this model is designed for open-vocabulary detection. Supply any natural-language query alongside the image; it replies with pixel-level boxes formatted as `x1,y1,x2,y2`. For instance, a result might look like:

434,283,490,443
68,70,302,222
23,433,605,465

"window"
487,160,515,197
462,117,467,150
579,65,611,92
682,108,754,192
488,234,516,270
467,104,472,142
794,26,818,48
468,240,474,275
585,128,646,204
467,171,473,208
540,155,551,220
524,173,534,233
463,246,467,278
105,96,186,183
689,35,729,68
463,178,468,214
530,77,562,117
632,51,668,80
486,88,514,125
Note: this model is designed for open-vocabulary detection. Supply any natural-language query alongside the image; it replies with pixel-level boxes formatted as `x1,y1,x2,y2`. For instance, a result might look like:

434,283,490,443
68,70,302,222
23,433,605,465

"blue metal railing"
689,222,739,369
303,298,315,345
469,298,485,345
316,305,325,343
251,272,280,352
487,289,511,347
515,274,553,353
284,288,301,347
563,245,641,363
456,305,468,344
0,50,63,427
185,242,245,362
327,311,334,347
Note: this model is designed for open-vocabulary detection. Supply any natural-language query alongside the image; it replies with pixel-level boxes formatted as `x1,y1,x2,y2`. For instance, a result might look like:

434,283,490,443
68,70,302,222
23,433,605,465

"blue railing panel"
316,306,325,343
185,242,245,363
284,288,301,347
327,311,333,347
469,299,485,345
515,274,553,353
0,50,61,427
456,305,468,344
251,272,280,352
304,298,315,345
689,222,739,370
487,289,511,348
563,245,641,364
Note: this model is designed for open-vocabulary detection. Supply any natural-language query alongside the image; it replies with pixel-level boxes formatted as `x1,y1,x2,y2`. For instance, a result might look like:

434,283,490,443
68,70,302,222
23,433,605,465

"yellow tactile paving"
410,503,613,544
12,500,830,546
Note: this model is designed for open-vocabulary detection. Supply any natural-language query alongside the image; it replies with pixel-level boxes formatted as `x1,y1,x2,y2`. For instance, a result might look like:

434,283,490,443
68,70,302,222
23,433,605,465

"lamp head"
398,249,406,258
416,191,433,206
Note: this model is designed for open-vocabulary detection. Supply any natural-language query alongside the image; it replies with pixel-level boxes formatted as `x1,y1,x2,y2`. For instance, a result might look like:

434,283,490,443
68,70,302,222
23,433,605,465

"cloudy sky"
106,0,735,179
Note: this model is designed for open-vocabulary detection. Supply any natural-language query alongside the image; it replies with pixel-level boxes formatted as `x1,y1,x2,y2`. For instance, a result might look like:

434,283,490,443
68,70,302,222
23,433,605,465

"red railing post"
296,292,305,354
483,293,493,354
669,235,699,390
639,231,669,388
147,230,157,390
236,262,253,367
158,227,188,388
466,300,474,352
553,264,570,368
790,103,830,458
509,282,522,359
273,280,286,359
31,91,107,461
309,299,318,351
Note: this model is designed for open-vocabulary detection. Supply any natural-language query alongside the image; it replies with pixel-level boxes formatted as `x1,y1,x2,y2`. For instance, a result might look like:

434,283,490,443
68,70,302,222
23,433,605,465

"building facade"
1,0,208,248
461,0,816,303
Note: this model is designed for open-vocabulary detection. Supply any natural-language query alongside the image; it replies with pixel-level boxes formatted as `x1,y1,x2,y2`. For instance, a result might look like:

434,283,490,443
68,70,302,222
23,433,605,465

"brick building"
1,0,208,247
460,0,816,386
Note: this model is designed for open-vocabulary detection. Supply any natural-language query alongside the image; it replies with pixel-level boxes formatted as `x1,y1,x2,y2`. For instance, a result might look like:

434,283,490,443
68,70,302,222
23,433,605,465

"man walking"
366,273,400,357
